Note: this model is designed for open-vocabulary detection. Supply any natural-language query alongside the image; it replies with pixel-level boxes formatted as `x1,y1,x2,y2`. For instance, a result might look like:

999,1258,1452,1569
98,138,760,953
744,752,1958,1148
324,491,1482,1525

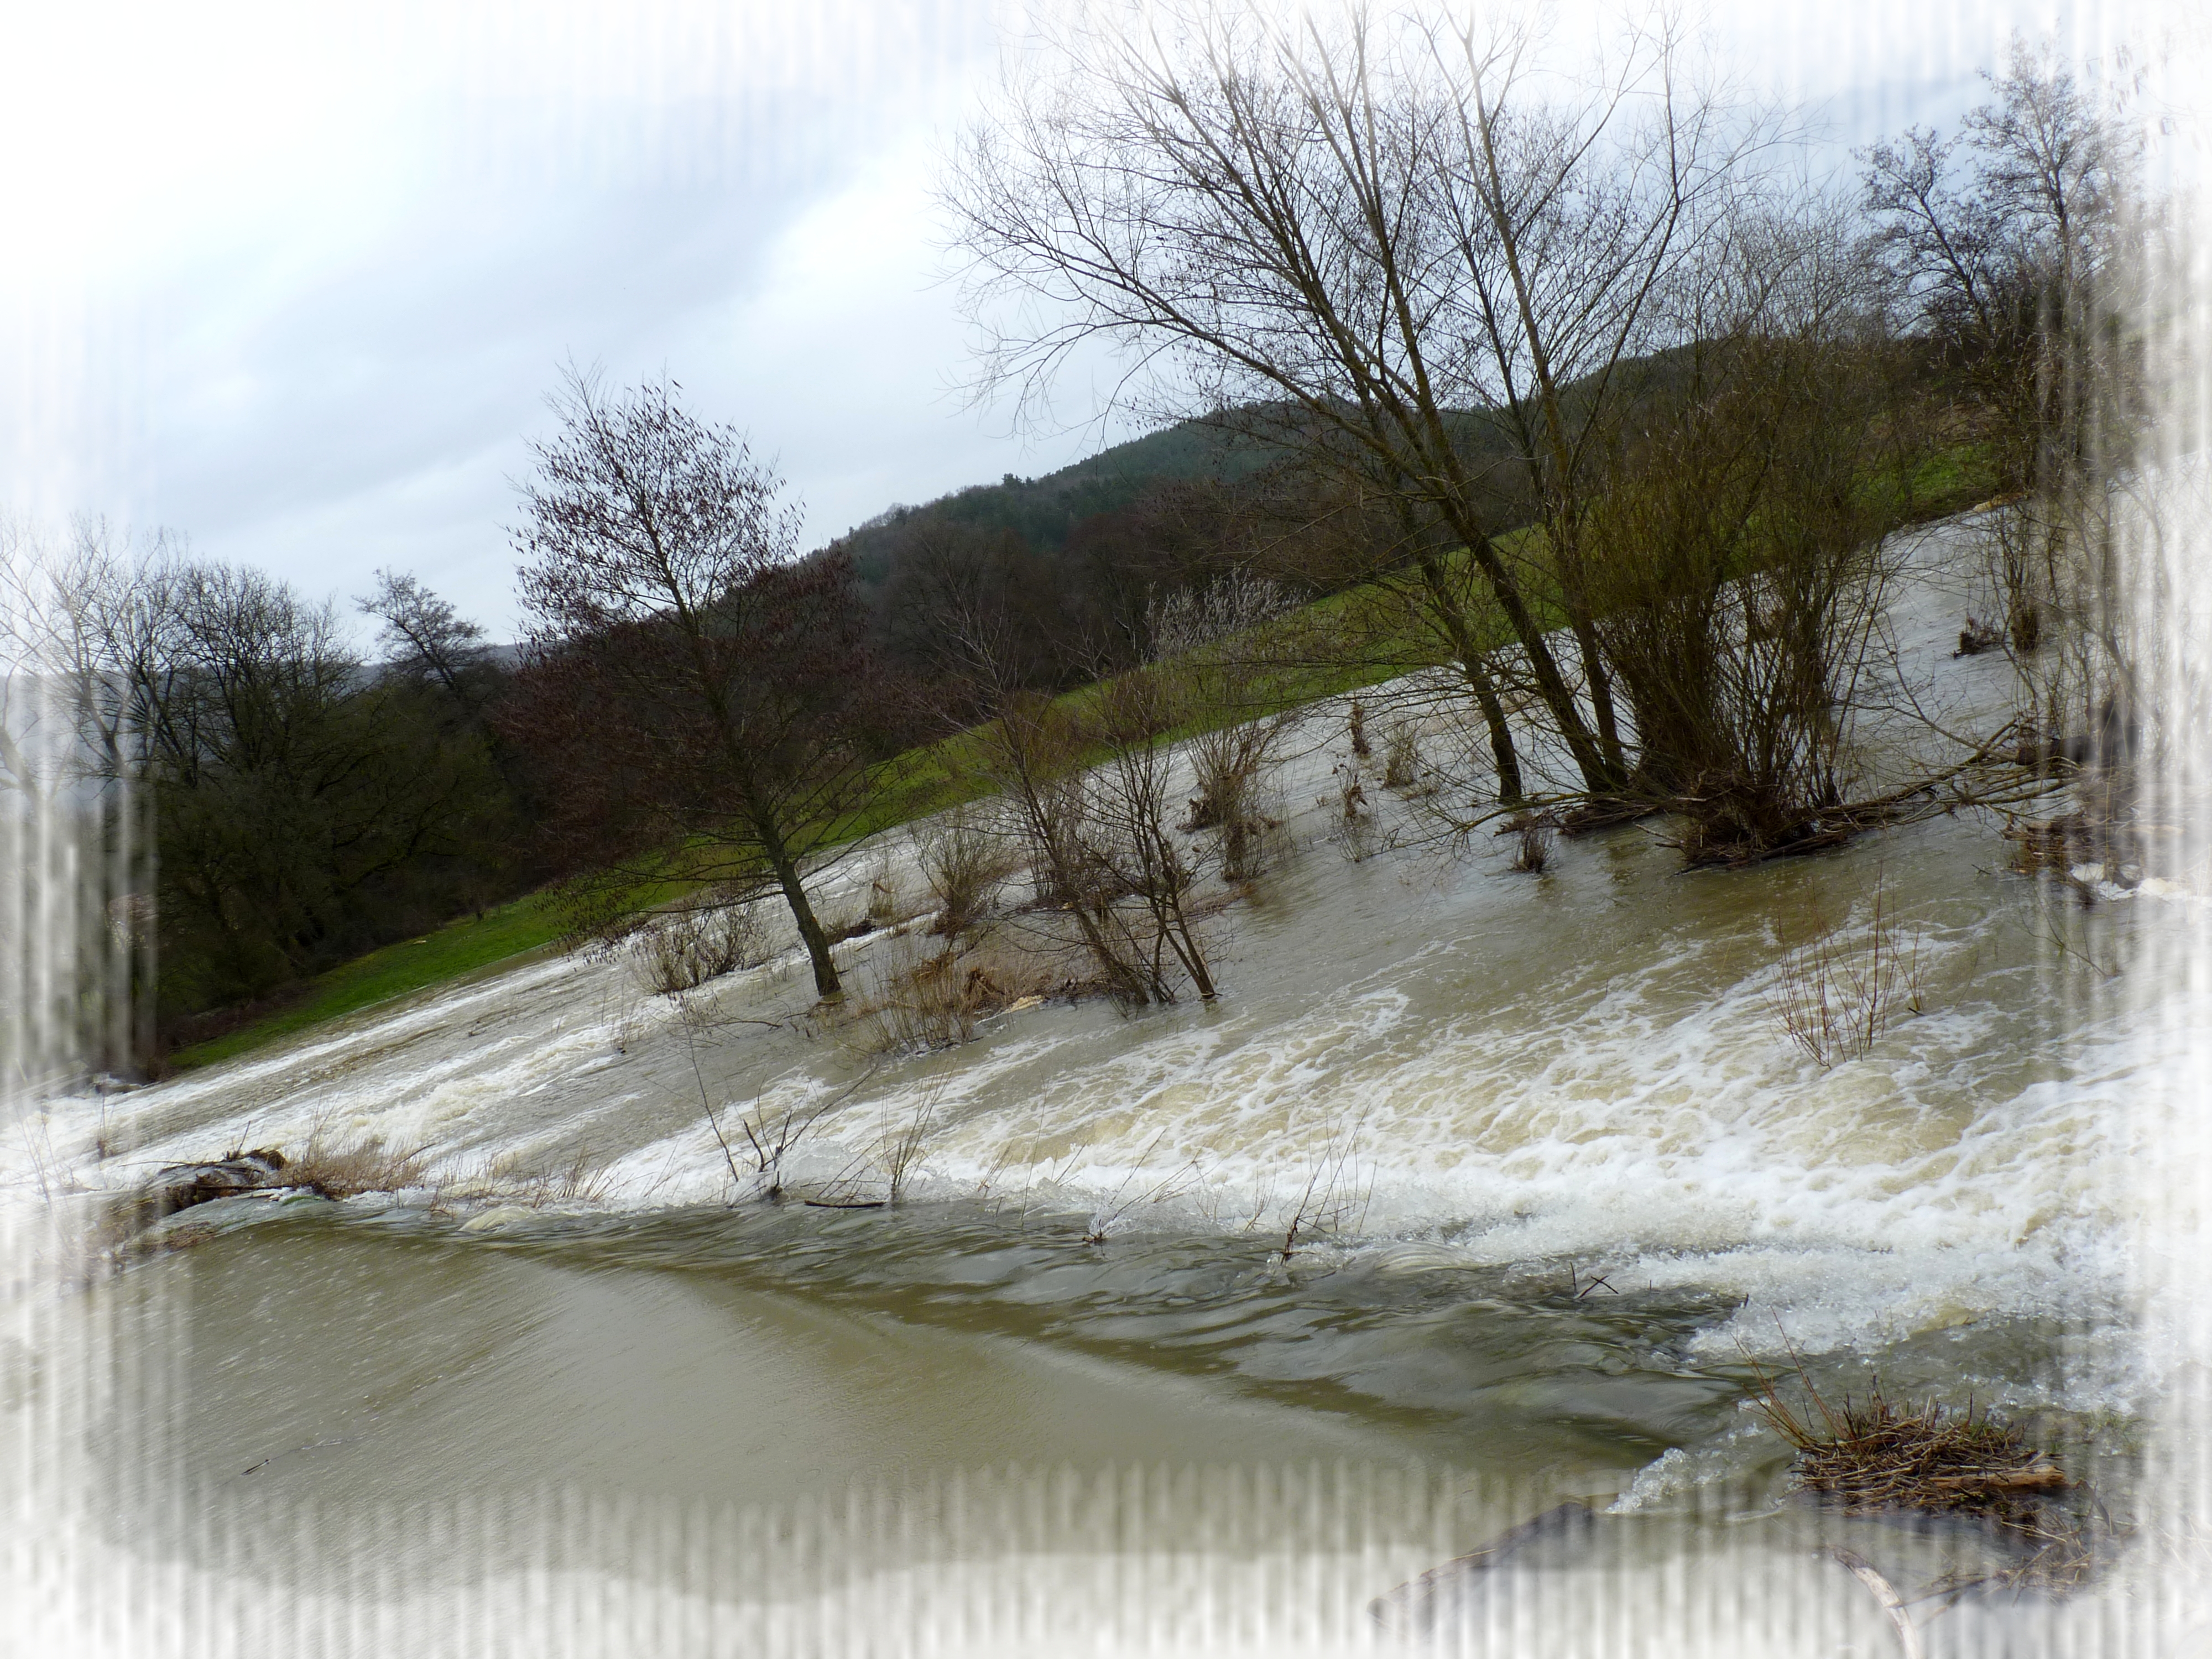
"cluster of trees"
859,466,1384,716
945,6,2152,853
2,8,2160,1062
1,524,555,1049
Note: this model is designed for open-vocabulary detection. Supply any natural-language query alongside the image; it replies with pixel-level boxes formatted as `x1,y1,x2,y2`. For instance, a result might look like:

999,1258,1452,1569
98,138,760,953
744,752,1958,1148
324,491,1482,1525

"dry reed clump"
280,1133,431,1199
632,891,769,994
1751,1363,2104,1593
1767,880,1924,1068
1381,720,1427,791
473,1147,612,1207
916,810,1024,936
1348,698,1371,759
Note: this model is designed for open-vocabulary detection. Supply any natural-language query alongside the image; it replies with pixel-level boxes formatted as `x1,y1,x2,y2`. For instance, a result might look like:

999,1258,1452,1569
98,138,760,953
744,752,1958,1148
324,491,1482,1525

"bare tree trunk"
1411,545,1524,805
761,838,842,1000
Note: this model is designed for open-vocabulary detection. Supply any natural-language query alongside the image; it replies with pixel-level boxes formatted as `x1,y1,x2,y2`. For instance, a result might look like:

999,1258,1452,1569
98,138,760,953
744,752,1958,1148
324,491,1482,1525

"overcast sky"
0,0,2179,644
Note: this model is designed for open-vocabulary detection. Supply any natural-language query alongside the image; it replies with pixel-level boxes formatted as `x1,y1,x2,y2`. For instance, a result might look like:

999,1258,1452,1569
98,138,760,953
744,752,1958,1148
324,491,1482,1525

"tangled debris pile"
1752,1365,2113,1595
2002,812,2150,888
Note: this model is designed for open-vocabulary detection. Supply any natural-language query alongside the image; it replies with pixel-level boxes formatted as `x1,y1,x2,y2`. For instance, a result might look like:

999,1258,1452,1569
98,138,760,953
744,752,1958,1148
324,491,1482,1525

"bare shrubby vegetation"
875,1093,937,1204
1381,719,1423,791
630,888,770,994
1183,718,1289,881
849,930,1064,1054
961,640,1226,1006
1216,1109,1374,1261
730,1079,870,1202
1145,567,1293,659
915,807,1024,935
800,1082,947,1208
1327,760,1381,863
1151,570,1299,882
1768,880,1926,1067
1501,811,1557,874
1080,1136,1209,1243
863,853,910,928
1088,673,1222,998
442,1146,614,1208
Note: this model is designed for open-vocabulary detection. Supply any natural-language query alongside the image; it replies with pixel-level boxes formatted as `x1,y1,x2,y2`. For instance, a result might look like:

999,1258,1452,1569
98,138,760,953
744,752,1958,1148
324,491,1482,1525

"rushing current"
5,512,2210,1655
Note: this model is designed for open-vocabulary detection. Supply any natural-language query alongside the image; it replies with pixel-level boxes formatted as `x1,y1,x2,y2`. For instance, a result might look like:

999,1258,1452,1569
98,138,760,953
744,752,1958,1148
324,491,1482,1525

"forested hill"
824,416,1278,587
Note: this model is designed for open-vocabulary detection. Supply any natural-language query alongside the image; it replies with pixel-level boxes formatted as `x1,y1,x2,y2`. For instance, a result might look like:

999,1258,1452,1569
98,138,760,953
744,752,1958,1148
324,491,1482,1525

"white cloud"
4,0,2188,640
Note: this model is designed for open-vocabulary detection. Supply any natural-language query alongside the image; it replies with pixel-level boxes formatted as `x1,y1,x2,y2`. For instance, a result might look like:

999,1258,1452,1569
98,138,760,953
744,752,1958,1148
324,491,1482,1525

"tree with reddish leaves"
505,369,882,1001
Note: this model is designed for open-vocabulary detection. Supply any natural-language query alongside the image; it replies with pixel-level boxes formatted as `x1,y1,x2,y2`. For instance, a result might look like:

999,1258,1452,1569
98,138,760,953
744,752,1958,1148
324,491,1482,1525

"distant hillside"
826,418,1279,587
825,342,1850,591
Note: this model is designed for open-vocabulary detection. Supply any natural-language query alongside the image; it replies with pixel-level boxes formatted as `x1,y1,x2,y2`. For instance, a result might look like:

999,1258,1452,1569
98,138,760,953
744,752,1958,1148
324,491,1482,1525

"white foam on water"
7,521,2172,1411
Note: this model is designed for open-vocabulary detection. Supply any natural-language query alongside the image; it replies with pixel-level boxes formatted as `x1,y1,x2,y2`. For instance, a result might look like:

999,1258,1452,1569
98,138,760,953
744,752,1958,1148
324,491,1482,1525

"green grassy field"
169,441,1997,1074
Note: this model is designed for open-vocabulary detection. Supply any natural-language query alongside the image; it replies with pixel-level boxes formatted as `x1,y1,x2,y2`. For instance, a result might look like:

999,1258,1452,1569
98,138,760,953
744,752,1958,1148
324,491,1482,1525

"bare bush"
1955,615,2006,658
1277,1110,1372,1261
916,808,1023,935
851,932,1063,1054
1184,716,1289,881
1145,568,1293,659
1768,879,1926,1067
804,1082,944,1208
863,853,911,928
1147,573,1297,885
476,1147,613,1207
1081,1133,1205,1243
1328,762,1379,863
1381,720,1422,790
632,889,769,995
1499,811,1557,873
1088,671,1219,999
975,667,1218,1006
877,1093,937,1204
733,1078,868,1202
1348,698,1371,759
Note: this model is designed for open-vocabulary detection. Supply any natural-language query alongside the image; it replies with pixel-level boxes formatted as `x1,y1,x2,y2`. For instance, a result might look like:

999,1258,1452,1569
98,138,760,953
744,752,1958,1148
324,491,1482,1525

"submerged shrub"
1184,717,1288,881
1503,811,1557,873
849,932,1062,1054
1767,878,1924,1067
633,890,768,995
916,809,1022,936
1382,721,1422,790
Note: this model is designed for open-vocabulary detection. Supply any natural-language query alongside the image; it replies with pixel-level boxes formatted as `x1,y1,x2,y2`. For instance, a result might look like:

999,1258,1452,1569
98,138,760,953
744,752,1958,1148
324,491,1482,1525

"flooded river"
6,517,2210,1653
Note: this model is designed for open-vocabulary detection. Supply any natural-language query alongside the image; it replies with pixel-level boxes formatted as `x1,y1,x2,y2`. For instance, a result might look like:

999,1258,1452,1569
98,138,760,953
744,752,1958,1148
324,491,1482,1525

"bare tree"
357,570,492,703
1861,36,2148,765
945,0,1775,804
1087,669,1218,1000
506,369,889,1001
943,593,1222,1006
